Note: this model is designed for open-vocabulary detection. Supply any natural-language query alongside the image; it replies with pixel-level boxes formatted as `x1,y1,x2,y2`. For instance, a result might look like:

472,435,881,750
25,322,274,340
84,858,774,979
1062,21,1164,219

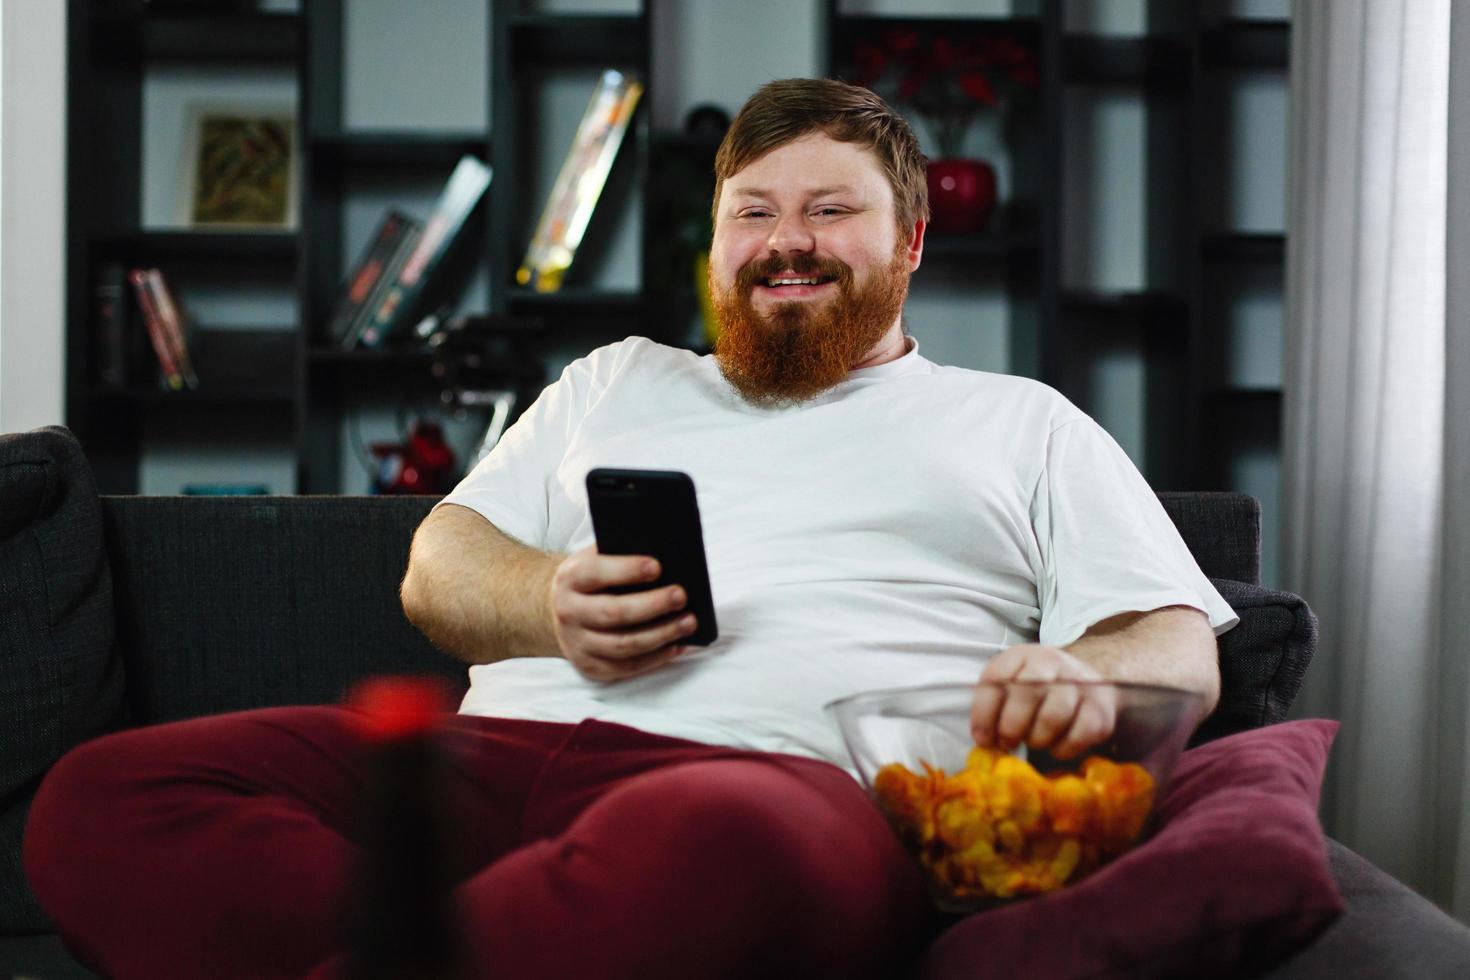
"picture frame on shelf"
179,103,298,230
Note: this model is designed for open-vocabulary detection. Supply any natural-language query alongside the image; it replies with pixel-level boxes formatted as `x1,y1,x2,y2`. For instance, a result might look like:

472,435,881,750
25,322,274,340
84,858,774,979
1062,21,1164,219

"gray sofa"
4,424,1470,978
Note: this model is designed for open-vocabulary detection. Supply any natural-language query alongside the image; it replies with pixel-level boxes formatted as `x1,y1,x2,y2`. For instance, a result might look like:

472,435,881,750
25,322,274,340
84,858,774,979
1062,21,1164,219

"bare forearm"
1064,605,1221,714
400,504,563,665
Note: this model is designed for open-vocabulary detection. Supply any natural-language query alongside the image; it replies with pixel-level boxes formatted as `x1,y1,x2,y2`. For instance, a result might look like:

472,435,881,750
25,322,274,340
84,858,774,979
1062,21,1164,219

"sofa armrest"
1260,840,1470,978
0,427,126,935
1191,578,1318,746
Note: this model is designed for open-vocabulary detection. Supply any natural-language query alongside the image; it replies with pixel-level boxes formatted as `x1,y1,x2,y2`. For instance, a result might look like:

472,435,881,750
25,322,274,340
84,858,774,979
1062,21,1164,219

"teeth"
768,277,821,286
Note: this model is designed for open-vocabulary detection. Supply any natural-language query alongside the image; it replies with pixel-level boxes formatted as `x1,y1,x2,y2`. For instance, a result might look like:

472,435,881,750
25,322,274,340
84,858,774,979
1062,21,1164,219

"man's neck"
851,322,909,371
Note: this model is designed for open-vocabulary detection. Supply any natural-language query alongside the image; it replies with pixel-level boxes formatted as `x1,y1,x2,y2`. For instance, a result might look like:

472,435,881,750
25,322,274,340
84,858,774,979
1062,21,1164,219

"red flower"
886,29,920,53
932,38,957,70
958,71,997,105
899,67,929,100
857,28,1039,158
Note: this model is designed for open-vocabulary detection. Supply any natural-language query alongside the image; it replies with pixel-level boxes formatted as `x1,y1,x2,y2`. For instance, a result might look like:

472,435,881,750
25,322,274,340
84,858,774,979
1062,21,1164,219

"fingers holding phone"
549,544,701,682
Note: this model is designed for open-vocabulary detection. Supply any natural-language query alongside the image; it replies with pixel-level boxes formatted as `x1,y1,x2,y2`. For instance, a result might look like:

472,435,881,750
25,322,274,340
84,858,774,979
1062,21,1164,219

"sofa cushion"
1191,578,1319,746
915,719,1343,980
101,495,461,724
0,426,126,934
1157,492,1262,584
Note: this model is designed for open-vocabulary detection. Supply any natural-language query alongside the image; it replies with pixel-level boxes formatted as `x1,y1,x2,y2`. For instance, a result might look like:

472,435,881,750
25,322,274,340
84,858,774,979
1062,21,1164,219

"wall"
0,0,66,434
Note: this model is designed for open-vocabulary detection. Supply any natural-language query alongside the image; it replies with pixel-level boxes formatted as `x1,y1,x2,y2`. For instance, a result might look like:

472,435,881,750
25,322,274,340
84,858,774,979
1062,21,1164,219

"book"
517,69,644,293
354,156,492,350
343,223,423,350
128,268,184,391
94,261,129,387
145,269,199,390
328,209,421,348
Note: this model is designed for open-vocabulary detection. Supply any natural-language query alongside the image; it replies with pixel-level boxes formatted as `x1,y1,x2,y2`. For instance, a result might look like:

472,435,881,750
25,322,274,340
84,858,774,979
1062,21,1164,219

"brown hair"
712,78,929,236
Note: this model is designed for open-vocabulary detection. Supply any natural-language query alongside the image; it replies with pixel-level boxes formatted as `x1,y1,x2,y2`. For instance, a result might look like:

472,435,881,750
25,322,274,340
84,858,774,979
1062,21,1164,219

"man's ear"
905,218,926,272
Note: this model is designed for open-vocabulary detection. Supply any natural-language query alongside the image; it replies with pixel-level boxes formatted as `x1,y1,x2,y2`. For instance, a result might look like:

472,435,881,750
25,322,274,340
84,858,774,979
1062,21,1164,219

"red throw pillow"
914,719,1344,980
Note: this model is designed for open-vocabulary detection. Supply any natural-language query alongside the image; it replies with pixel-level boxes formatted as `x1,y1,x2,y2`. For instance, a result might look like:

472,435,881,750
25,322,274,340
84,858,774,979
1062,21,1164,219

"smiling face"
708,132,925,406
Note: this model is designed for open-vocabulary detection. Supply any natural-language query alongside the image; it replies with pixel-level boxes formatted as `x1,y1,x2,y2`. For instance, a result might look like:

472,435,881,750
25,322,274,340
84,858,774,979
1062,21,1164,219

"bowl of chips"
824,681,1207,912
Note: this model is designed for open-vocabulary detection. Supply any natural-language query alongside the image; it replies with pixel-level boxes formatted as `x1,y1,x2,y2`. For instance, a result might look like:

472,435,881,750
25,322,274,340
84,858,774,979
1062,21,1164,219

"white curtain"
1284,0,1470,918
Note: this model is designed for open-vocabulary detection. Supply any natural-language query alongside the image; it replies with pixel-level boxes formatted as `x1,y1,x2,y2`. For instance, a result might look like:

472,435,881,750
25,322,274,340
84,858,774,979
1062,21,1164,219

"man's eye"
812,208,846,217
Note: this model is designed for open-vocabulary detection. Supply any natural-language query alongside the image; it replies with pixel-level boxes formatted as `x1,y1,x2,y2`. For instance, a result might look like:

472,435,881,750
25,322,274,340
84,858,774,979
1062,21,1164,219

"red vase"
926,159,997,235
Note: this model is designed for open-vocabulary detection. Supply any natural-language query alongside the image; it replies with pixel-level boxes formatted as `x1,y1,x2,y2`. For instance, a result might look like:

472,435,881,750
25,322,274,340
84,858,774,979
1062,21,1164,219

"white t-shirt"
440,336,1239,768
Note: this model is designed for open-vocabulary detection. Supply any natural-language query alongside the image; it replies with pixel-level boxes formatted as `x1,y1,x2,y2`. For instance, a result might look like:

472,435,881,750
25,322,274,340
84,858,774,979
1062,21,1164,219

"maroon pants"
23,708,927,979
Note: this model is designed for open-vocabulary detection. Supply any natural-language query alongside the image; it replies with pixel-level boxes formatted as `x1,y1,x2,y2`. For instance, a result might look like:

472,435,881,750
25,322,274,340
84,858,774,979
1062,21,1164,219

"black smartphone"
585,468,718,646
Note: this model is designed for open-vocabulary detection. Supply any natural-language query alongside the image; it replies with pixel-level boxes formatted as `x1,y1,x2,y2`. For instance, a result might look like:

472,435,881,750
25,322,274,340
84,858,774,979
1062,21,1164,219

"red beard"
711,246,911,407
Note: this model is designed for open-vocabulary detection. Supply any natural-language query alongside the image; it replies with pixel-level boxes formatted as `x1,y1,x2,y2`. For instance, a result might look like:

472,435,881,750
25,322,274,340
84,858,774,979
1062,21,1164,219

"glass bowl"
824,681,1207,913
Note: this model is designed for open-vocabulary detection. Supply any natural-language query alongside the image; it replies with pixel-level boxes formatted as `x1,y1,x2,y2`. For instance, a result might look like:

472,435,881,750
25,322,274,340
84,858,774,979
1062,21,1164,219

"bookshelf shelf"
1203,232,1286,262
1208,385,1284,401
309,132,492,168
88,386,297,408
1201,20,1291,71
922,229,1040,260
507,14,645,65
1062,290,1190,320
93,11,301,64
87,325,296,405
505,289,648,313
831,15,1041,40
96,231,299,263
308,347,432,365
1063,36,1189,87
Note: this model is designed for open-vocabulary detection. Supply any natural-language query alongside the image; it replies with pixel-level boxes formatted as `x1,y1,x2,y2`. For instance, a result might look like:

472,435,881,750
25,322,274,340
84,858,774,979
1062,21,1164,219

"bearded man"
25,79,1235,979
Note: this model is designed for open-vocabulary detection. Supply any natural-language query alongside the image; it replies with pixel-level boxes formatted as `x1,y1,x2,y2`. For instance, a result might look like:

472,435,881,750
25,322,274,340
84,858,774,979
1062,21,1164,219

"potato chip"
874,746,1155,900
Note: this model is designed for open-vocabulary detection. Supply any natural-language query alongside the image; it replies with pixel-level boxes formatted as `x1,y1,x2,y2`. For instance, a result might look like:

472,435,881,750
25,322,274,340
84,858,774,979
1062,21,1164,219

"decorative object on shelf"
647,105,727,350
353,155,492,351
369,420,457,496
181,103,298,229
426,313,542,467
181,484,271,496
853,29,1039,234
517,69,644,293
925,158,998,236
683,103,731,144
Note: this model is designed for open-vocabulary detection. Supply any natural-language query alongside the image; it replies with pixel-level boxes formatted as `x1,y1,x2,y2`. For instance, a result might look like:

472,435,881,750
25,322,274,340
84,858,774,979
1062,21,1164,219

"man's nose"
766,212,815,255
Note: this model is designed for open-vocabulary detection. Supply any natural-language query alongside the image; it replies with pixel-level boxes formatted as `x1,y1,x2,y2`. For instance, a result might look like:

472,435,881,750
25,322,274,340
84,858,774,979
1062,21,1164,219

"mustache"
734,254,852,292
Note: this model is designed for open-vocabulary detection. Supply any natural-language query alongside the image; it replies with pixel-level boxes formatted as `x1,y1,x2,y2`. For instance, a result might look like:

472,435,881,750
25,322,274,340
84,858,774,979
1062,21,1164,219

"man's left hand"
970,645,1118,759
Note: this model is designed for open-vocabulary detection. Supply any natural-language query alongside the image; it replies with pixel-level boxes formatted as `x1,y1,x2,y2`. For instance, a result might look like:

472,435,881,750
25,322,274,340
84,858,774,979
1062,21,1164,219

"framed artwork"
181,104,298,229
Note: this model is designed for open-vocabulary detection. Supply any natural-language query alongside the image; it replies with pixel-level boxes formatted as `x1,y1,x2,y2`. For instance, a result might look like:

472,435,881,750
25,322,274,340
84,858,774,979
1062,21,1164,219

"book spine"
518,71,642,293
352,223,426,350
358,156,491,347
146,268,199,390
128,268,182,391
94,261,129,387
330,210,416,347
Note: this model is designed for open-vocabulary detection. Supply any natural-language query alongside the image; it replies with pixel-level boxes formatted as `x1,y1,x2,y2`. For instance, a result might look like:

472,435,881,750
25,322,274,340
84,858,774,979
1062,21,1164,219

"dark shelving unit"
822,1,1288,494
68,1,554,493
66,0,1288,499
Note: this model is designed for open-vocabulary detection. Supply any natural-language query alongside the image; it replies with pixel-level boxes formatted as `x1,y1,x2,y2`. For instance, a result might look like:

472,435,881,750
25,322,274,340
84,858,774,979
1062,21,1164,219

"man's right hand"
548,544,699,682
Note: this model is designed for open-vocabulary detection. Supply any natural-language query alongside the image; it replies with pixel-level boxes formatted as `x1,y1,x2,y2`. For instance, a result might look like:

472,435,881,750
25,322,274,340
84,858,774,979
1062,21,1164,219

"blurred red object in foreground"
347,675,455,741
344,676,466,979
